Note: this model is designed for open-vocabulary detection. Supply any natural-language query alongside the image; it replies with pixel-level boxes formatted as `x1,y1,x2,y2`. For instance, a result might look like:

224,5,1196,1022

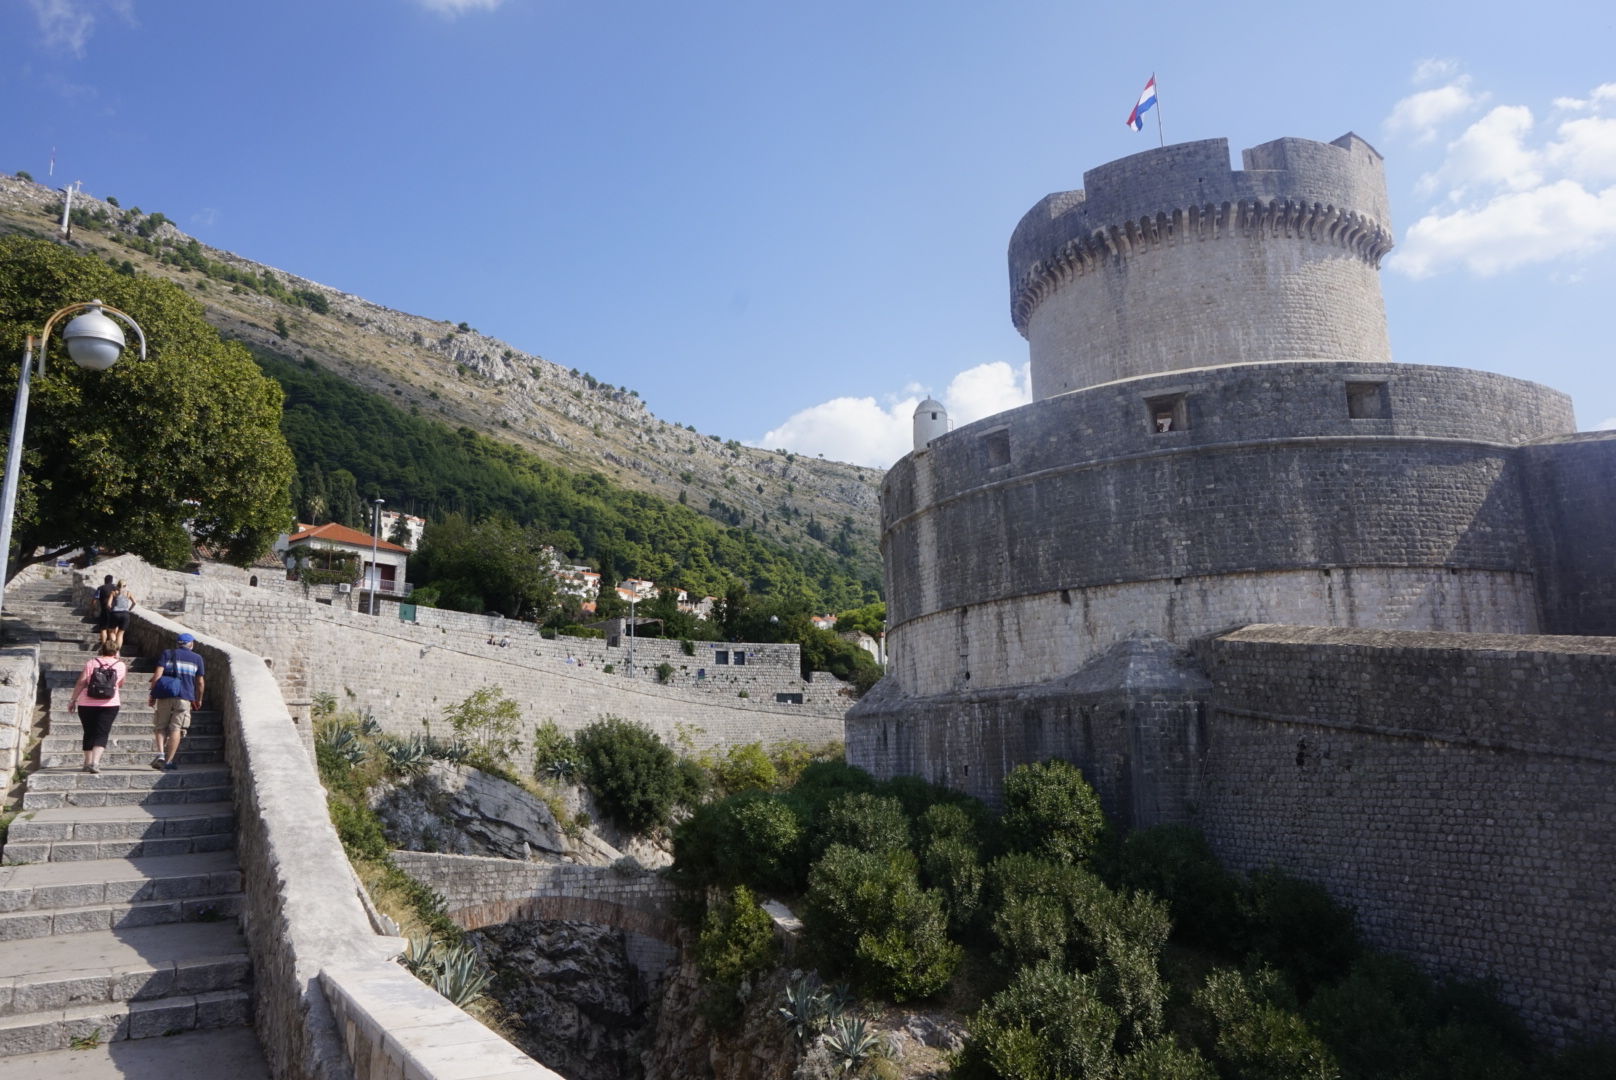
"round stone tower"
851,133,1583,808
913,398,949,451
1010,134,1395,399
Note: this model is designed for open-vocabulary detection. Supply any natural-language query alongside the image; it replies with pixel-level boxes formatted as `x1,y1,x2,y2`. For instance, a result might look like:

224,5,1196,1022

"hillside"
0,175,883,593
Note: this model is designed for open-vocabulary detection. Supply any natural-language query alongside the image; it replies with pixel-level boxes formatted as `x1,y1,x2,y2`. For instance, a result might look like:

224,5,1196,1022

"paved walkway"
0,577,267,1074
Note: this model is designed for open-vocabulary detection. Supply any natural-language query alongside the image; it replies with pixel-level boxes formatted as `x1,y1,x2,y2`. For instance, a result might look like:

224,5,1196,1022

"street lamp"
370,497,385,615
0,301,145,627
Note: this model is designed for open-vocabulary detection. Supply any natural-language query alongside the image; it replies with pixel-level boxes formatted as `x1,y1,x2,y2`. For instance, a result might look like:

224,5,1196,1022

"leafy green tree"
412,513,559,619
803,844,961,1000
274,314,290,339
820,793,910,855
386,512,413,548
1002,759,1107,865
0,236,293,575
695,885,781,1027
1194,968,1340,1080
673,790,806,893
574,716,681,833
834,602,885,637
442,686,523,766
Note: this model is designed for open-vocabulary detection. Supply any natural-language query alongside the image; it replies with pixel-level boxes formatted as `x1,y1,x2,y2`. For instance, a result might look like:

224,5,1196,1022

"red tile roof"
286,522,410,553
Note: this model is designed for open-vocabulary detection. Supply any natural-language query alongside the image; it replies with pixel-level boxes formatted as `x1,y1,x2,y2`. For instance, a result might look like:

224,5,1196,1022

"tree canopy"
0,237,294,575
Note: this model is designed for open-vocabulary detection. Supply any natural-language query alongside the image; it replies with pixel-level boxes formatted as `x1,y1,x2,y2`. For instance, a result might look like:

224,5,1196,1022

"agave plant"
430,942,493,1008
380,734,430,776
316,723,367,765
543,757,578,782
359,711,382,737
399,936,493,1009
777,976,829,1042
823,1017,891,1076
311,692,338,718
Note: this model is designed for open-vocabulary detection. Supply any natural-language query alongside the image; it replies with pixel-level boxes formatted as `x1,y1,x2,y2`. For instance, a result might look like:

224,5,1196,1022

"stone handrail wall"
391,851,680,942
320,962,561,1080
0,644,40,783
75,569,555,1079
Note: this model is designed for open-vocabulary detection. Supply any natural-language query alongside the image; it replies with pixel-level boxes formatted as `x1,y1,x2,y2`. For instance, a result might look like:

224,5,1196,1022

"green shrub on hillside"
574,716,682,833
1195,968,1339,1080
1001,759,1108,865
695,885,781,1029
673,791,805,894
803,845,960,1001
819,793,910,855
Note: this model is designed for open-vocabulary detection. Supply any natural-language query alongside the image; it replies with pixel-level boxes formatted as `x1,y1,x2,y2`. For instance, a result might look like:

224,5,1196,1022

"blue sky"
4,0,1614,467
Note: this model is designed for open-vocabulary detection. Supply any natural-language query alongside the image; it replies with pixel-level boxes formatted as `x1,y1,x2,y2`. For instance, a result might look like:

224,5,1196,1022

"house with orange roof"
276,522,412,598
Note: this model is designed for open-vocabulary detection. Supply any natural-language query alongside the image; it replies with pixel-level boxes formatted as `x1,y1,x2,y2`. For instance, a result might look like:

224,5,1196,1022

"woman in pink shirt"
68,642,127,773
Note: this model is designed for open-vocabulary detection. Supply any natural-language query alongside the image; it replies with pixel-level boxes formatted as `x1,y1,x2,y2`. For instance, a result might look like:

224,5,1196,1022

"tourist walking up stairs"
0,574,267,1077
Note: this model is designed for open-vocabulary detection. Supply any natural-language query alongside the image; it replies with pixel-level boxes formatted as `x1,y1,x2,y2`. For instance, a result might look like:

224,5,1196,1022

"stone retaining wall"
1195,625,1616,1046
82,556,848,753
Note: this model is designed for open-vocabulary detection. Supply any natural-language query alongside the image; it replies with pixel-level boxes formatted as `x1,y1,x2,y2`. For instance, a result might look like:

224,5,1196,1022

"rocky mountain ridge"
0,174,883,587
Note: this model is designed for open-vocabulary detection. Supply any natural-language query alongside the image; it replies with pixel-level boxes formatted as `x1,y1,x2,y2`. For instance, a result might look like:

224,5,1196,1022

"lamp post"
0,301,145,628
370,497,385,615
627,593,636,679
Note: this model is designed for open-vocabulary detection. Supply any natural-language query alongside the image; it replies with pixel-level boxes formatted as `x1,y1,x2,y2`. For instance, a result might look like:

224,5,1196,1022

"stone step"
38,747,224,770
21,766,234,812
39,733,224,756
0,851,243,940
0,921,250,1018
3,803,236,865
0,1024,272,1078
0,988,252,1057
45,718,224,740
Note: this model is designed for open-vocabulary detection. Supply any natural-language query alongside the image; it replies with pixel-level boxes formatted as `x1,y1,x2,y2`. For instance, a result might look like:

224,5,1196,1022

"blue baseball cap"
177,633,196,644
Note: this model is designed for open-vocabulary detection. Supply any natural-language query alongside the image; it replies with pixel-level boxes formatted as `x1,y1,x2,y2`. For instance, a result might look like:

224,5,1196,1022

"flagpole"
1155,75,1165,148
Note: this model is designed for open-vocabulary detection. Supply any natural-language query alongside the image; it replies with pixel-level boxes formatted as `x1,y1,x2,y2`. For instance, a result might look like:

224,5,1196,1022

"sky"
3,0,1615,468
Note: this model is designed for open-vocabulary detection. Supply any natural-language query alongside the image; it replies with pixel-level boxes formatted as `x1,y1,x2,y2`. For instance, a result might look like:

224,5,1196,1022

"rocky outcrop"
643,957,801,1080
471,919,649,1080
375,762,575,860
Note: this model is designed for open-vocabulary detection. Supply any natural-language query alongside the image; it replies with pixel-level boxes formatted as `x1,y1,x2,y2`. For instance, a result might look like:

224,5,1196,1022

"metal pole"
371,498,384,615
0,339,38,629
1154,75,1165,148
58,186,73,240
628,595,635,679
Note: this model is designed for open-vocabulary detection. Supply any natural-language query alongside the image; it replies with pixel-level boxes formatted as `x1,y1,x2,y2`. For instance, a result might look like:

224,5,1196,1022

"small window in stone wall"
715,650,729,665
734,651,747,666
1146,394,1188,433
1346,381,1390,419
981,429,1011,467
776,692,803,704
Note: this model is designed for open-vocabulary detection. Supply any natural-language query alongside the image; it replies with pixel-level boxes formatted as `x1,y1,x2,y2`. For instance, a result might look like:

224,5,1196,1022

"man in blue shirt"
149,633,206,771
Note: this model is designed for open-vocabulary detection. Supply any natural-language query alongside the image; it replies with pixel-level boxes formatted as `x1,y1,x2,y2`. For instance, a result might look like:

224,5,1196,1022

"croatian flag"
1126,76,1158,131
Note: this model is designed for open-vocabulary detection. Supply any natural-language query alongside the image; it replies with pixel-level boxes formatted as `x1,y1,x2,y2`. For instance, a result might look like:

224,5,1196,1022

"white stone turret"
913,398,949,452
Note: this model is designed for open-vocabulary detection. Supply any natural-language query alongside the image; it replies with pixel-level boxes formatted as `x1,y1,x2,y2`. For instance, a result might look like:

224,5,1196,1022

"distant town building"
377,511,426,551
276,523,410,597
811,614,837,631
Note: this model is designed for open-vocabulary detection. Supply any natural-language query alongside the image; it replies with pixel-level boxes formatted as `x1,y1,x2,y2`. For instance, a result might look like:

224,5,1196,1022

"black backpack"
86,660,119,700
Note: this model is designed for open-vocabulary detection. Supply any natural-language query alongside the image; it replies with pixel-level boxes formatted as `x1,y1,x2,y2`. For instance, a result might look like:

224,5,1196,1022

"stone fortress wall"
850,132,1616,1044
83,555,847,753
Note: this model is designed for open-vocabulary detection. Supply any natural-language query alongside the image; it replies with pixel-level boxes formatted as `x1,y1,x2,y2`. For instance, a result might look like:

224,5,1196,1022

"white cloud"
26,0,132,56
410,0,504,15
1385,76,1483,144
1597,417,1616,430
751,361,1032,468
1391,81,1616,278
29,0,96,55
191,208,218,227
1412,58,1460,85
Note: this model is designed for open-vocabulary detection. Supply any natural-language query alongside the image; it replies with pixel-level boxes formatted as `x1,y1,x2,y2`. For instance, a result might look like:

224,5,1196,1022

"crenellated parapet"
1010,196,1394,335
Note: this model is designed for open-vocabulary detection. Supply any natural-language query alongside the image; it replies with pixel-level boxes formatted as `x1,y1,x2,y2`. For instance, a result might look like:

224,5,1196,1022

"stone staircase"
0,575,267,1074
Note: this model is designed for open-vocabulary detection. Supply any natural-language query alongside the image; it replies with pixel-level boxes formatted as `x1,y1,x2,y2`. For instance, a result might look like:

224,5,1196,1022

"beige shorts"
153,697,193,733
